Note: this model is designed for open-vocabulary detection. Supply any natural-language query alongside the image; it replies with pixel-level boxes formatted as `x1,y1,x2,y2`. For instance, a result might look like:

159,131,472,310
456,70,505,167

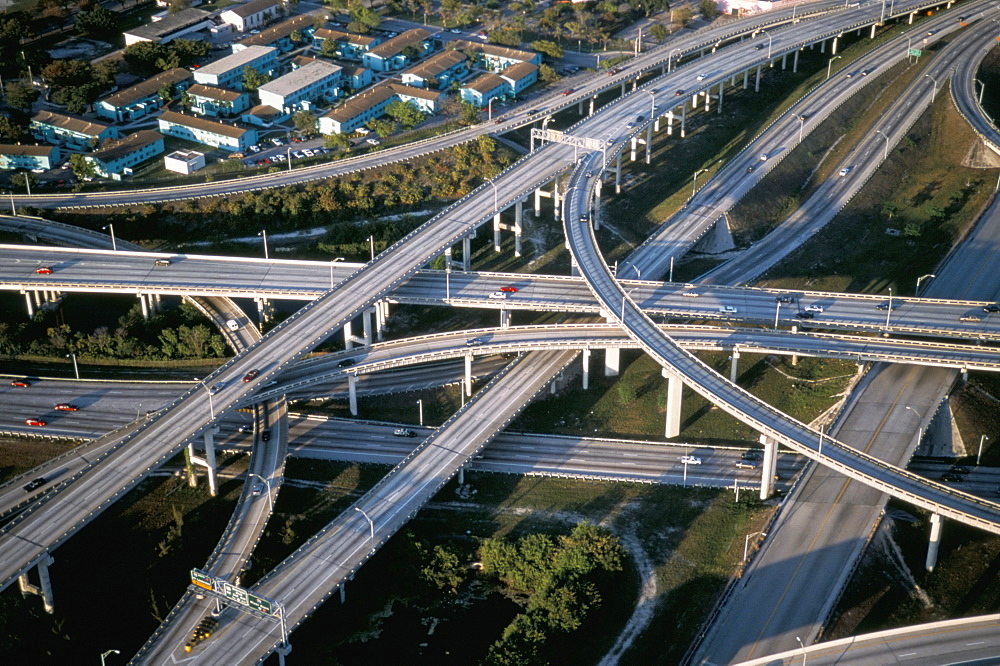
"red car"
35,266,53,274
499,286,518,293
25,418,47,427
242,369,261,382
10,380,30,387
562,88,573,95
54,403,79,411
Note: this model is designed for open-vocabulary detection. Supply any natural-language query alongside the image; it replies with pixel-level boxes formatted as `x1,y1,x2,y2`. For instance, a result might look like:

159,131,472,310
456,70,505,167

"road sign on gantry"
247,593,273,615
190,569,214,591
223,581,250,606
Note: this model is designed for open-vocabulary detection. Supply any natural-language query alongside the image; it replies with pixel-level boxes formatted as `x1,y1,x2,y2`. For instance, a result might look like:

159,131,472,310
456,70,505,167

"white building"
164,150,206,174
257,61,342,113
219,0,283,33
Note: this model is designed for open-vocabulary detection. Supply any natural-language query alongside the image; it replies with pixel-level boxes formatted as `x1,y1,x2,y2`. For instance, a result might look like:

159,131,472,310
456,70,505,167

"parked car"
366,138,380,146
680,455,702,465
53,403,79,411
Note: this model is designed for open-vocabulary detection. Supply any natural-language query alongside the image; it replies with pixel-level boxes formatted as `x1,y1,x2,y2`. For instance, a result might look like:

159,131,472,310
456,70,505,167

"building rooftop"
452,39,537,63
258,61,341,97
388,83,441,102
313,28,379,47
0,144,57,156
159,110,250,138
100,68,193,108
499,61,538,82
197,45,277,76
463,72,506,94
126,8,211,41
246,104,282,119
90,130,163,164
224,0,280,19
236,14,314,47
31,110,112,136
367,28,432,59
403,50,466,80
187,84,245,101
322,84,396,122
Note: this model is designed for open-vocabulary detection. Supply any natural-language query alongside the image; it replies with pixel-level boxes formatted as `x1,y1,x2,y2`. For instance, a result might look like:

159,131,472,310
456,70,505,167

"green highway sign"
190,568,214,591
223,582,249,606
908,49,922,57
248,594,273,615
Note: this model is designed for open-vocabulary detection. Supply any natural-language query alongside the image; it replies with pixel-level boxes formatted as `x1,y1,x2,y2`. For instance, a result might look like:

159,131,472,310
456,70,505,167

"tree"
458,100,480,125
168,0,190,13
242,66,271,92
490,29,522,47
881,201,899,220
69,153,96,181
367,118,394,138
124,42,170,76
672,6,694,26
170,39,211,66
385,99,425,130
350,5,381,29
290,29,303,43
0,116,24,142
346,21,370,34
529,40,563,59
292,110,319,136
538,63,559,83
323,132,352,151
0,14,35,78
3,82,38,110
158,83,176,103
649,23,669,42
75,6,118,38
11,172,38,192
699,0,719,20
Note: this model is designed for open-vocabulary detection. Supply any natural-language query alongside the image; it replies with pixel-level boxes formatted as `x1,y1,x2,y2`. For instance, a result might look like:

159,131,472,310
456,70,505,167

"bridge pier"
203,430,219,497
717,82,724,114
374,300,387,341
340,583,346,604
362,307,374,346
679,104,686,138
276,643,292,666
18,554,56,614
615,153,622,194
793,49,799,73
760,435,778,499
589,96,595,116
604,348,620,377
645,125,652,164
831,36,839,56
755,65,762,93
499,308,510,328
348,374,358,415
582,348,591,389
743,68,749,90
493,200,523,257
730,347,740,383
926,513,943,572
462,236,471,271
185,443,198,487
464,354,473,396
662,368,682,438
630,136,638,162
666,109,673,135
140,293,150,320
24,291,34,317
458,466,465,484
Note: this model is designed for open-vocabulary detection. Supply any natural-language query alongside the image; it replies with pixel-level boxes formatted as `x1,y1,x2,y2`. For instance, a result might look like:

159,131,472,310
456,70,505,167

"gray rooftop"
258,61,341,97
126,8,211,41
197,45,277,77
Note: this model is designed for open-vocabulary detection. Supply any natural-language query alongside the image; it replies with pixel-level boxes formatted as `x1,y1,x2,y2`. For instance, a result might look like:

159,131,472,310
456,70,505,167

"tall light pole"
258,229,269,260
368,234,375,261
247,473,274,513
286,146,292,172
100,649,121,666
692,167,710,199
916,273,935,294
67,352,79,380
925,73,939,102
884,286,893,332
905,405,924,444
975,79,985,105
633,266,641,280
667,48,680,72
743,531,767,562
978,435,989,465
355,507,375,554
796,636,807,666
417,399,424,426
774,301,781,329
762,30,772,59
195,377,215,420
875,129,890,160
329,256,344,289
669,256,674,283
102,223,117,251
488,96,496,121
646,89,656,119
796,114,806,144
826,55,842,80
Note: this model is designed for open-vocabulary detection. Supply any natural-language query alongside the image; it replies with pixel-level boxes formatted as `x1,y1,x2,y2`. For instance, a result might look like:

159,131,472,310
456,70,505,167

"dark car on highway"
940,472,963,483
24,477,47,492
242,369,261,382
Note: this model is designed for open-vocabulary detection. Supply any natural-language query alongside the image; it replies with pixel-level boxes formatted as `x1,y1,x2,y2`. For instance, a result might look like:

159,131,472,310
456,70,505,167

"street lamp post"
669,256,674,283
102,223,117,251
925,73,939,102
762,30,772,59
195,377,216,420
797,114,806,144
978,435,989,465
646,89,656,119
368,235,375,261
668,48,680,72
247,473,274,513
875,129,890,160
258,229,269,260
286,146,292,172
975,79,985,105
774,301,781,329
100,649,121,666
905,405,924,444
621,288,634,322
67,352,79,380
329,257,345,289
355,507,376,554
743,531,767,562
916,273,935,294
692,167,710,199
826,55,842,80
633,266,641,280
796,636,807,666
417,399,423,426
884,286,893,332
488,96,496,121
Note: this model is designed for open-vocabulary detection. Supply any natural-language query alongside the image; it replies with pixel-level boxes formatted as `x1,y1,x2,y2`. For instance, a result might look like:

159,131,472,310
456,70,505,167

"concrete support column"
926,513,943,572
680,104,687,138
831,37,839,55
348,374,358,416
755,65,762,93
781,53,787,70
458,466,465,485
18,554,56,614
464,354,473,396
139,293,149,320
375,300,386,342
33,291,41,307
25,292,34,317
605,348,620,377
578,99,584,115
621,81,626,96
908,11,915,24
743,68,749,90
703,90,710,112
870,24,876,39
340,583,346,604
499,308,510,328
256,297,266,326
186,443,198,487
645,125,652,164
582,348,591,389
461,237,471,271
589,96,595,116
630,136,638,162
717,81,724,114
203,430,218,498
513,200,523,257
344,320,354,351
793,49,799,73
362,308,374,345
820,38,826,54
662,368,682,438
666,109,674,135
730,347,740,383
534,186,542,217
760,435,778,499
552,179,560,221
493,214,502,252
615,154,622,194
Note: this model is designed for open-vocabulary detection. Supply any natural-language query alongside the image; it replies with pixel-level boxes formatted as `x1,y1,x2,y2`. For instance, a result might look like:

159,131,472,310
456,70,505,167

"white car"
681,455,702,465
696,73,708,81
356,127,371,135
719,305,738,314
805,304,824,312
366,138,380,146
489,291,507,299
759,152,769,161
302,149,314,157
839,166,852,176
226,319,240,331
